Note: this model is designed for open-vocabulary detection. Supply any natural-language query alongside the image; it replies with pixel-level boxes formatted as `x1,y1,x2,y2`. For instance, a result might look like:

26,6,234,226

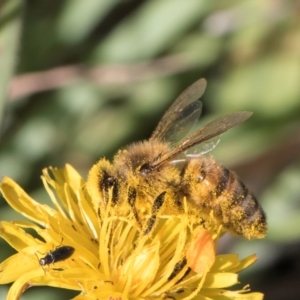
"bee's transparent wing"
170,139,220,166
185,139,220,158
150,78,207,145
153,111,252,168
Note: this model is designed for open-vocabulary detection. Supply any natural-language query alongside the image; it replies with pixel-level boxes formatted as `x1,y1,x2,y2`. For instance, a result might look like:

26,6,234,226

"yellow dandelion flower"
0,164,264,300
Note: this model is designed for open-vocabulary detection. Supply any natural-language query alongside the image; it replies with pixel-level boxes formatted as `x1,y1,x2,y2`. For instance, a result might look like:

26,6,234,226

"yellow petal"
0,221,39,251
81,284,126,300
210,254,241,272
50,164,83,189
202,287,264,300
203,272,239,288
117,243,160,295
76,188,98,239
0,177,56,225
6,271,40,300
223,291,264,300
0,253,36,284
6,268,83,300
42,165,86,221
229,254,258,273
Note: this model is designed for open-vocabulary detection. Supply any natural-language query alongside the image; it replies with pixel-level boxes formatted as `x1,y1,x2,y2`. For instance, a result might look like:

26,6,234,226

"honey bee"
87,78,267,239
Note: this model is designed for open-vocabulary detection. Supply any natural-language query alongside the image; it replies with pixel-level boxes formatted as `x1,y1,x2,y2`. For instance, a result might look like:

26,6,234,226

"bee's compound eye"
39,259,46,266
198,169,206,182
198,175,204,181
139,163,152,176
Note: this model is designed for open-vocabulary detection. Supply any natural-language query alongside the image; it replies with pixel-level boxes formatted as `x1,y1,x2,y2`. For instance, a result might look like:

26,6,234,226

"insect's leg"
144,191,166,235
55,237,64,250
35,252,47,274
127,186,142,228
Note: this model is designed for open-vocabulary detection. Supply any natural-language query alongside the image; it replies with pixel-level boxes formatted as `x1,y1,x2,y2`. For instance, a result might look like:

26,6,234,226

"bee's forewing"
150,78,207,144
153,111,252,168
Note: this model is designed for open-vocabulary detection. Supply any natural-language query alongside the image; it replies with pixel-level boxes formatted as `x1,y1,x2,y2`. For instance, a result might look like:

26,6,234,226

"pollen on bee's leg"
127,186,142,228
143,216,156,235
143,191,166,235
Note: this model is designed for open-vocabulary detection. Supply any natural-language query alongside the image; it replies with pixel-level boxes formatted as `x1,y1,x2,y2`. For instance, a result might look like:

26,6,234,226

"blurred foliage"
1,0,300,299
0,0,23,122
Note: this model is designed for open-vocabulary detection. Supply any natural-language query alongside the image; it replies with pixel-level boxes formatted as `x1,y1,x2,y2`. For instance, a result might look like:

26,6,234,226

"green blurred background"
1,0,300,299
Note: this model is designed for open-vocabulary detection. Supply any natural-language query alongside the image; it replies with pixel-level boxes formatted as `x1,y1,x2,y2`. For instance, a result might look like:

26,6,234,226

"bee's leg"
128,186,142,228
144,191,166,235
168,257,191,282
111,180,120,206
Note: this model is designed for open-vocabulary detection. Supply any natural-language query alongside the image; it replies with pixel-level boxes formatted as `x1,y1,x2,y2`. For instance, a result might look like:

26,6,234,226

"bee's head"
113,140,181,192
86,158,119,206
113,141,169,176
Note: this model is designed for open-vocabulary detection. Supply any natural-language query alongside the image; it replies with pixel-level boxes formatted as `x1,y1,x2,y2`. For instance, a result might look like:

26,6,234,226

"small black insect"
39,246,75,266
36,243,75,272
